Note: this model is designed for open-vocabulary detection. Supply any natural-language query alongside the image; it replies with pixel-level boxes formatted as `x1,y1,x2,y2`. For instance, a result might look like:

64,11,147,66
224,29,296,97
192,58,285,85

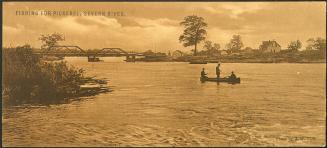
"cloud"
2,2,326,51
10,15,183,52
221,3,268,18
3,25,24,34
77,16,122,28
133,17,179,27
198,3,267,19
39,16,90,32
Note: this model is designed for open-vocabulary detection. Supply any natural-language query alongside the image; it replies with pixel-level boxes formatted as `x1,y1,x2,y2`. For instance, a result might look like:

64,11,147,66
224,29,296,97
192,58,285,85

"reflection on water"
2,57,326,146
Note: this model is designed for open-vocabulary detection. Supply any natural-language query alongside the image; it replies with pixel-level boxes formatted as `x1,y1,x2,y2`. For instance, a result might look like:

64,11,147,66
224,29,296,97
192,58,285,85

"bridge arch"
48,45,86,53
96,48,128,55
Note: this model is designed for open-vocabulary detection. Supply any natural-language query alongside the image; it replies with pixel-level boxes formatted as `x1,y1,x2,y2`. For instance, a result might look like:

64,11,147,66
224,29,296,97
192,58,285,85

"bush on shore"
2,45,85,105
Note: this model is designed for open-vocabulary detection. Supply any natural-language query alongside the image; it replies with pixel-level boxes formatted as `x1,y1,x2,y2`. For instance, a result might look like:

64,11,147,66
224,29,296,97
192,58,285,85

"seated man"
201,68,208,78
229,71,237,79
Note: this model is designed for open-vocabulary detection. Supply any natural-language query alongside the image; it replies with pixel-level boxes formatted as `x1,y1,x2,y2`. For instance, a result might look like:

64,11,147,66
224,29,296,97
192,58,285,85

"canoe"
88,57,103,62
200,77,241,84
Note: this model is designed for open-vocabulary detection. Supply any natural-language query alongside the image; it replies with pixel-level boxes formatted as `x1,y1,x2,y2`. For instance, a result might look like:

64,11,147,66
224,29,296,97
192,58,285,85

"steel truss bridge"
33,45,144,61
33,45,143,56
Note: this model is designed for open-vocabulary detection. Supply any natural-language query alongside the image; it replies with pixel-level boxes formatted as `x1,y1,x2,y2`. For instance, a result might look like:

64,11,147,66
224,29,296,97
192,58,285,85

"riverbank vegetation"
172,15,326,63
126,15,325,63
133,45,325,63
125,15,326,63
2,45,110,105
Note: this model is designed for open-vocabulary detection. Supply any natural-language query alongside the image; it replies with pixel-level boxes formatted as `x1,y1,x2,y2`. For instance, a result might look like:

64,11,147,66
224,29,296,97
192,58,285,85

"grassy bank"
2,45,110,105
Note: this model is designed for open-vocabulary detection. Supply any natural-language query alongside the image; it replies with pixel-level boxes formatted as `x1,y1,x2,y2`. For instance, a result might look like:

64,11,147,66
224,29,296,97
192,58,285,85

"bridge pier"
126,55,136,62
33,46,144,62
88,55,101,62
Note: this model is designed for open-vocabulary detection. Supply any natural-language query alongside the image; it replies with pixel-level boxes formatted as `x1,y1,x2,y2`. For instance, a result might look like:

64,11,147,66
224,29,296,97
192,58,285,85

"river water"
2,57,326,146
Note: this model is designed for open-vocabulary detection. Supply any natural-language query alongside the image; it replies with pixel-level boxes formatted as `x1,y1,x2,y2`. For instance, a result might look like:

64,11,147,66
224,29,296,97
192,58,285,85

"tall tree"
305,37,326,59
202,40,220,57
179,15,207,56
203,41,213,51
306,37,326,51
213,43,220,51
203,41,220,51
288,40,302,51
39,33,65,51
226,35,243,54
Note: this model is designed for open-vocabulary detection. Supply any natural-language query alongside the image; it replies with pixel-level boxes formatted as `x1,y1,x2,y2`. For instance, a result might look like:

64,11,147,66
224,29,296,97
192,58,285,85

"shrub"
2,45,84,105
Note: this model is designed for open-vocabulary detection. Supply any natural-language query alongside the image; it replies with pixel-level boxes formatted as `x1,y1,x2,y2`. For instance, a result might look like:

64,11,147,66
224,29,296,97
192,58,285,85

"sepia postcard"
2,0,326,147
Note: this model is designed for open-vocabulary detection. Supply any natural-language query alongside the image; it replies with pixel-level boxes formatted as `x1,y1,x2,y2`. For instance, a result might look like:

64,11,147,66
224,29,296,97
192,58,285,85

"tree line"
2,33,110,105
179,15,326,57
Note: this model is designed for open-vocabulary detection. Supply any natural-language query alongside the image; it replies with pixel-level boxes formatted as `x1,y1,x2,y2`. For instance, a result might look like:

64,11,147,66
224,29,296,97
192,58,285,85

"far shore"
132,58,326,64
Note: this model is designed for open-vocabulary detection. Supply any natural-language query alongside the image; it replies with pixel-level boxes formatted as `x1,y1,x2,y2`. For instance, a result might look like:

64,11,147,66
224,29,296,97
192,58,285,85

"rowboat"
200,77,241,84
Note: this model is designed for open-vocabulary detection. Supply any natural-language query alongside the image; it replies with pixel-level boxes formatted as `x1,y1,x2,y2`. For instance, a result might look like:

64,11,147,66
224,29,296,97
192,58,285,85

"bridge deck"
34,46,144,57
33,52,144,57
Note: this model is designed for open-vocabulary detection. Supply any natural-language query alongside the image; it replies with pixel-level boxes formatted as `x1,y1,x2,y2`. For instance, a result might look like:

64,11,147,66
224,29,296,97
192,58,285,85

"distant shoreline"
133,59,326,64
216,59,326,64
136,61,326,64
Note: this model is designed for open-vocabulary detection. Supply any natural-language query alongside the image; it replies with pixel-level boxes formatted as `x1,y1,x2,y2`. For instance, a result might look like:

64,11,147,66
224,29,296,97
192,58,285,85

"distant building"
241,47,257,55
167,51,171,56
243,47,254,52
172,50,184,59
259,40,281,53
143,50,167,59
220,50,228,55
143,50,155,56
156,52,167,56
205,49,220,57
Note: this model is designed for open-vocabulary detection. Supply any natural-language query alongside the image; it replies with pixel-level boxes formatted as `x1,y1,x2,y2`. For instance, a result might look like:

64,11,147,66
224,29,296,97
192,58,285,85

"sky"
3,2,326,53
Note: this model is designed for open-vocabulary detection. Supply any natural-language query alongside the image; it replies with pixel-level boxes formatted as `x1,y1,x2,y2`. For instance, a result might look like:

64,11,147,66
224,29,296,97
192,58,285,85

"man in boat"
229,71,237,79
216,63,221,78
201,68,208,79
